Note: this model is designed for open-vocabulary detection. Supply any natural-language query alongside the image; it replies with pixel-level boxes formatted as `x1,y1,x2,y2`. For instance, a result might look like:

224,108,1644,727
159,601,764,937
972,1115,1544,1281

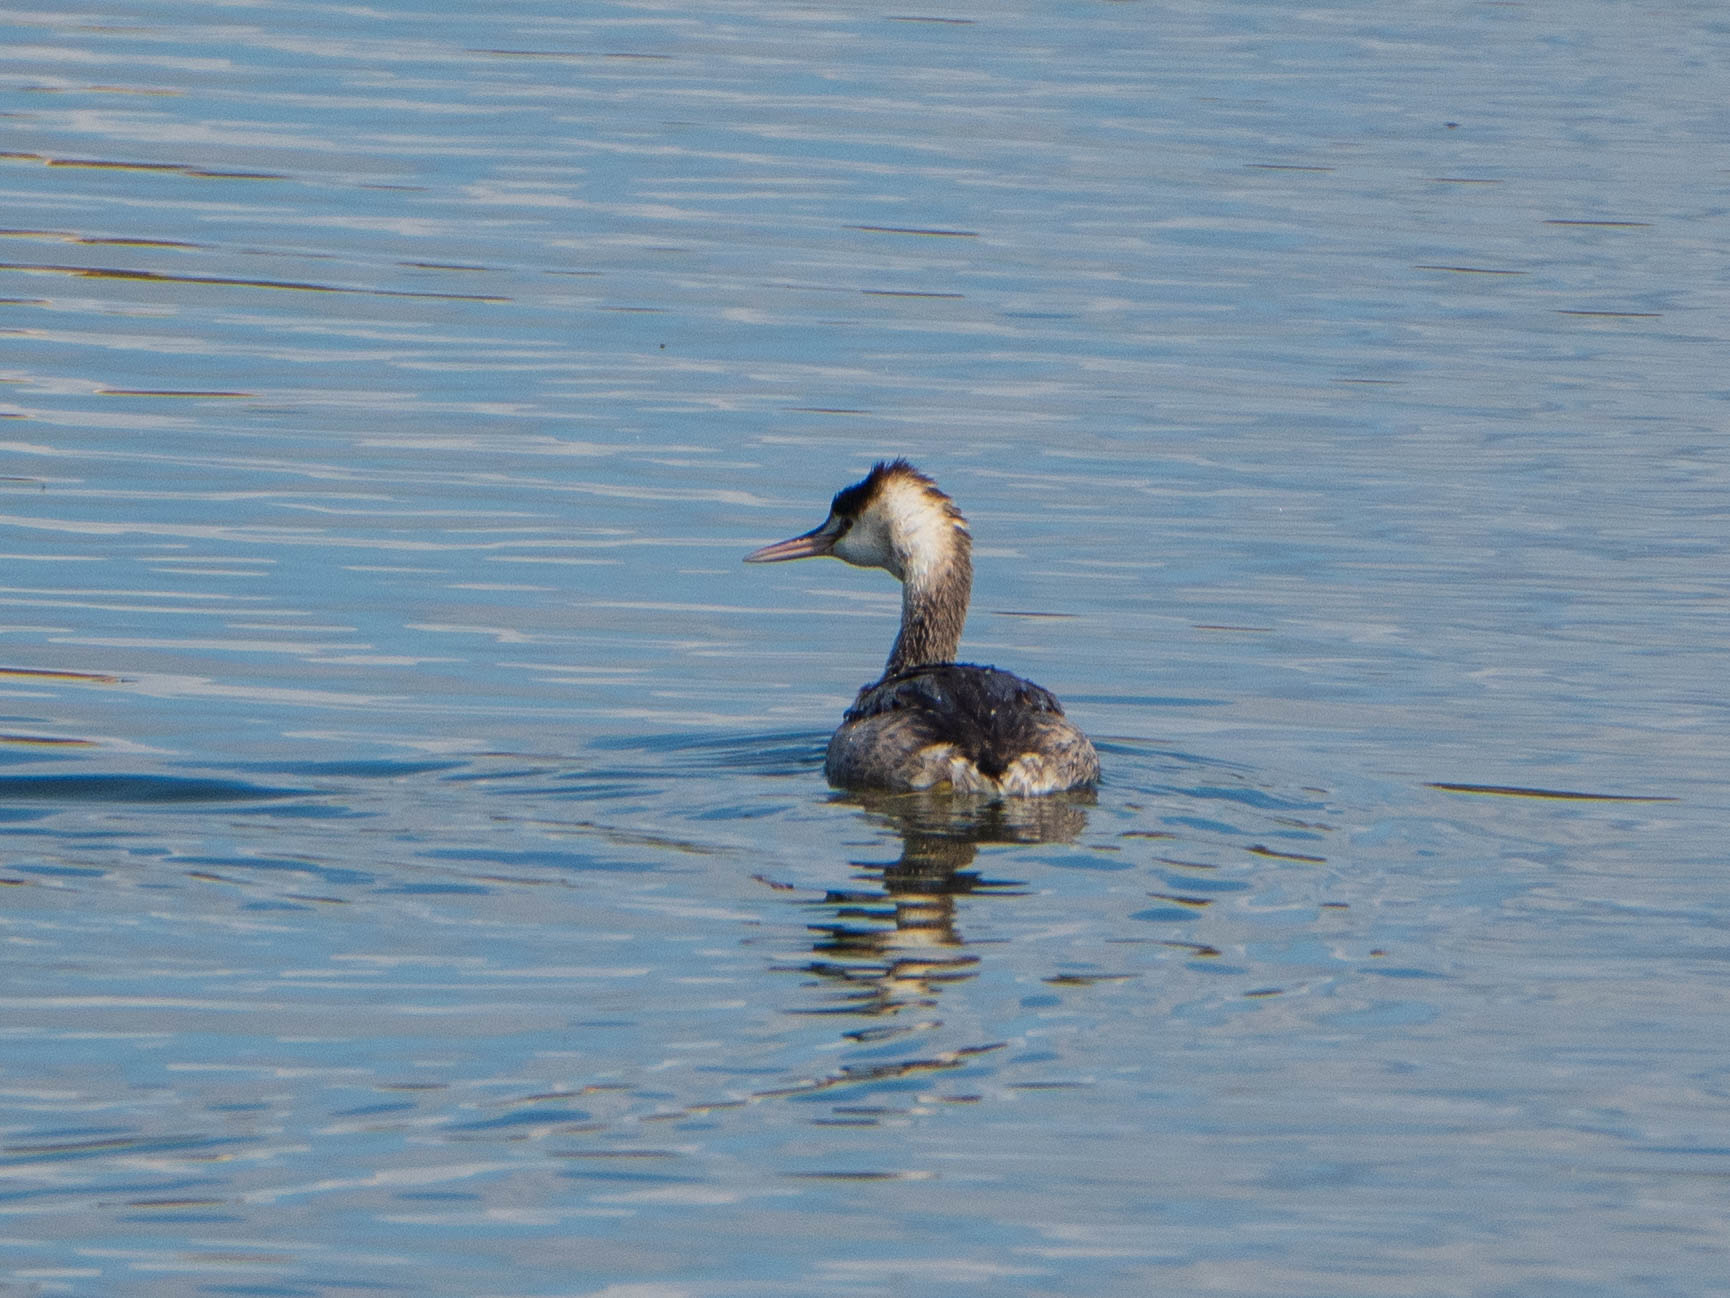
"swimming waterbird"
745,460,1099,796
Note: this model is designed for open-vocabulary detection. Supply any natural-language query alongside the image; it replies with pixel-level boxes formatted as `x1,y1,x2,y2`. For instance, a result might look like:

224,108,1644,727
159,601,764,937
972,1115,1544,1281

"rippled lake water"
3,2,1727,1295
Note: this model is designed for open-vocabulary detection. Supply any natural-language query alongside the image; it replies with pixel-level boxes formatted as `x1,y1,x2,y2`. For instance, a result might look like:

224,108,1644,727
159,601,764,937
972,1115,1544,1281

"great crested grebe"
745,459,1099,796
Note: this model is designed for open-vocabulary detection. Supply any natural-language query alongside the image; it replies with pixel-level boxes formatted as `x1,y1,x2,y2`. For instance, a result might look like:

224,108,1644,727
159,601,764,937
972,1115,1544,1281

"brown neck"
885,547,971,675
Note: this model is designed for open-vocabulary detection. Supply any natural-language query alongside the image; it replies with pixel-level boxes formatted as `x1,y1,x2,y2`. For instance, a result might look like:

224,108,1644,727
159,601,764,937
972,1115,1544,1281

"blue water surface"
2,2,1727,1295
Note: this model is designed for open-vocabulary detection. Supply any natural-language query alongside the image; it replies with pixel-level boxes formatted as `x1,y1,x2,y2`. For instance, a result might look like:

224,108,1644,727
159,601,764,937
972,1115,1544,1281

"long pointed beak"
744,521,837,563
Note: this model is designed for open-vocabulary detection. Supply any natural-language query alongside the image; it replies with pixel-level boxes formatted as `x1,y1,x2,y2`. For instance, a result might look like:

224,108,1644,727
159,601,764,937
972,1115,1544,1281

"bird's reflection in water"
789,792,1091,1023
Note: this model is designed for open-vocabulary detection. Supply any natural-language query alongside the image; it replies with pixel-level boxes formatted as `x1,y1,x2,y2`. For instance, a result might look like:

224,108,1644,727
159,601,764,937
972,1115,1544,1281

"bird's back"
825,663,1099,796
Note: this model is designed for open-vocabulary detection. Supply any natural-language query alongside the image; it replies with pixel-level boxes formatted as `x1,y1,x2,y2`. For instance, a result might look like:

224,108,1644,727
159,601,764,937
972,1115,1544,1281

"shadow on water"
584,727,831,779
524,730,1347,1134
0,773,307,804
0,726,1349,1134
789,790,1093,1021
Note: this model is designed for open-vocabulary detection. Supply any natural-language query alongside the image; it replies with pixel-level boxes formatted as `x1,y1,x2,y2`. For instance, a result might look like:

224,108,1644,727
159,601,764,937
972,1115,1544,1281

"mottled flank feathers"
826,663,1099,796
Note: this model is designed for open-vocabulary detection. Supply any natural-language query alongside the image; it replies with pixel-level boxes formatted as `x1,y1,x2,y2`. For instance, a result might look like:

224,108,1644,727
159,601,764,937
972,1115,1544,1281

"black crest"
829,458,943,521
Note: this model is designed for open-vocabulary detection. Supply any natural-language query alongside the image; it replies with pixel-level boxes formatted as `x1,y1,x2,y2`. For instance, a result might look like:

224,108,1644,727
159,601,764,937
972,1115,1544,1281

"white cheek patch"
834,513,898,573
828,476,967,581
883,480,963,584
